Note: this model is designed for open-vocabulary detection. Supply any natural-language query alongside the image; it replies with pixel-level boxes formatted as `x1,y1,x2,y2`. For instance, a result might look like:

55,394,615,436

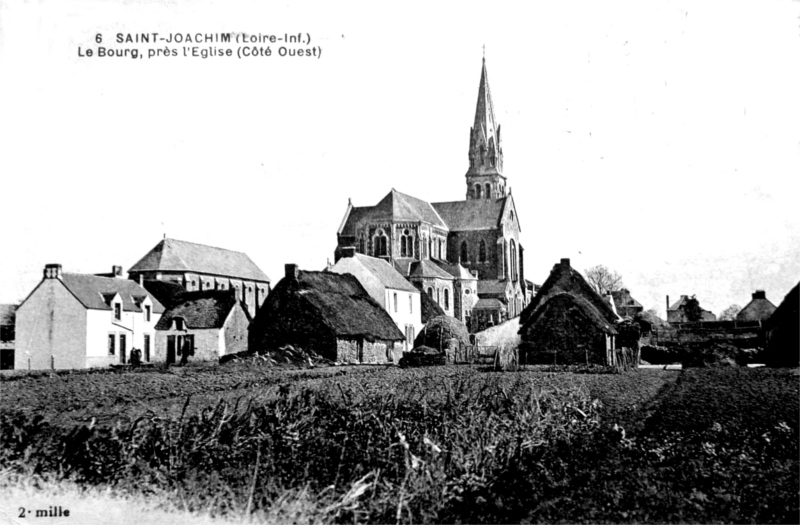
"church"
335,57,527,332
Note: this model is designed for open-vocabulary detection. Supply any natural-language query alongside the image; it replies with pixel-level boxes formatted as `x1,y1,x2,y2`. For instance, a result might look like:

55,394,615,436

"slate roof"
434,261,478,280
59,274,165,313
473,298,506,310
257,270,405,341
431,197,506,231
478,279,510,296
140,280,189,310
0,304,16,326
339,189,448,236
155,290,241,330
408,259,454,280
391,258,417,277
328,254,418,308
129,238,270,283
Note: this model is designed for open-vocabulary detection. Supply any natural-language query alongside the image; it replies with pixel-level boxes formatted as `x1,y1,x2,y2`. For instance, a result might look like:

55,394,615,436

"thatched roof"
736,291,777,322
414,315,469,349
155,290,243,330
420,289,445,324
254,269,404,341
519,259,619,329
523,292,618,336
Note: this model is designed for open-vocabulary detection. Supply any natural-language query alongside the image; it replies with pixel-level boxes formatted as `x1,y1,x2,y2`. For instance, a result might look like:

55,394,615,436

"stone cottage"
249,264,406,364
154,289,250,364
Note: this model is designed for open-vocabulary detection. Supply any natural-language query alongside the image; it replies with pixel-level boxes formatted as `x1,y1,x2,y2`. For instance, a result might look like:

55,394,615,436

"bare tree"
584,265,624,296
718,304,742,321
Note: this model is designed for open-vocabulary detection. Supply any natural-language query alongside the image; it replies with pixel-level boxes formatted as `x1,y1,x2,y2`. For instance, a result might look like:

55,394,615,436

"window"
510,239,518,281
374,229,388,257
108,334,115,355
475,184,482,199
460,241,468,263
144,334,151,362
393,292,398,313
444,289,450,310
145,305,151,322
359,237,365,254
485,183,491,199
0,325,14,342
438,239,444,259
114,303,121,321
409,295,413,314
427,287,433,298
175,318,184,331
479,240,487,262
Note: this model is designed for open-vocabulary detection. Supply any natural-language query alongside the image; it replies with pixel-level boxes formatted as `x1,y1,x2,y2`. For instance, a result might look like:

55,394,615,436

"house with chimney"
327,247,423,351
610,288,644,319
154,289,250,364
128,238,270,318
667,295,717,323
249,264,406,364
518,258,621,366
736,290,776,322
14,264,163,370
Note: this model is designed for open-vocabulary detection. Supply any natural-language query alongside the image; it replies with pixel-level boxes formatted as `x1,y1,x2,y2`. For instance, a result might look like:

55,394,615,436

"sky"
1,0,798,318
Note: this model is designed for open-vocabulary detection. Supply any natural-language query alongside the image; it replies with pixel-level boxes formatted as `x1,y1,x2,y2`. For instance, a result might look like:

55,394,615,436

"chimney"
560,258,570,268
753,290,766,300
341,247,356,258
666,295,670,312
112,265,123,278
285,264,299,281
44,264,62,279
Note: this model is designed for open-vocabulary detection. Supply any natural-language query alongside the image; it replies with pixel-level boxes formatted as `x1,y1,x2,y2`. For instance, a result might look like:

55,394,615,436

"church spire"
466,55,505,201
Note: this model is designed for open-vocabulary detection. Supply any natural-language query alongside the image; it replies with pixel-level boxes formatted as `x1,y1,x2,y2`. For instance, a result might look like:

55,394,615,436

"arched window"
374,229,388,257
427,287,433,298
485,183,491,199
438,239,444,260
479,240,487,262
510,239,518,281
444,289,450,310
475,184,482,199
460,241,468,262
358,237,365,254
427,238,432,258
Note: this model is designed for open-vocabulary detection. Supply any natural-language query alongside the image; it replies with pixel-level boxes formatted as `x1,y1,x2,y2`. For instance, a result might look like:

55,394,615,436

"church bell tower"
466,55,507,201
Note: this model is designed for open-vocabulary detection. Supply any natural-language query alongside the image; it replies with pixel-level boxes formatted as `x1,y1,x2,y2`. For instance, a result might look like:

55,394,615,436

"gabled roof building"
334,58,527,329
736,290,776,322
128,238,270,318
328,248,423,350
15,264,163,370
518,259,621,366
249,264,406,365
154,289,250,364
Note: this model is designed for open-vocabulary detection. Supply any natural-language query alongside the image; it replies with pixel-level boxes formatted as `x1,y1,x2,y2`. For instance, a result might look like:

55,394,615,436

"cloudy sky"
1,0,798,317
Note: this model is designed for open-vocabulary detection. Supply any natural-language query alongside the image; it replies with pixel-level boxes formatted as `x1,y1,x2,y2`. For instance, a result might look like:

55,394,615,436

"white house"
14,264,164,370
328,248,423,351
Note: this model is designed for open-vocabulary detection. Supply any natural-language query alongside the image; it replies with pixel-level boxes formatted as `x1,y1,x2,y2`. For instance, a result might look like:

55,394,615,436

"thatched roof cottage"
763,282,799,367
249,264,406,364
518,259,621,365
736,290,777,322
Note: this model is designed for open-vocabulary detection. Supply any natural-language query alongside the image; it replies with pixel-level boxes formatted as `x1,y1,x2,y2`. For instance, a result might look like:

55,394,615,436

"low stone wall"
336,338,394,364
652,321,765,350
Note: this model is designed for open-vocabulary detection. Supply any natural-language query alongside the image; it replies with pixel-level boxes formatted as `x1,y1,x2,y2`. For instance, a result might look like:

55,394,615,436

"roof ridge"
165,237,249,256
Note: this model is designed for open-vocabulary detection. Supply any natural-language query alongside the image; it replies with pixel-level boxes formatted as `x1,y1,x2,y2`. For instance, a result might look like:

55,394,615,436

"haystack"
414,315,469,351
